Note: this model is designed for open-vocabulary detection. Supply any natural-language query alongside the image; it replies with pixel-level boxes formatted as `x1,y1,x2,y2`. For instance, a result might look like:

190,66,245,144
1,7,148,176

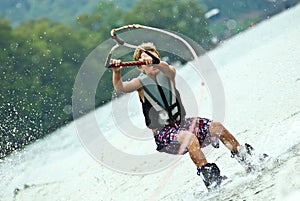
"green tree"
76,1,126,41
124,0,211,49
0,18,98,157
0,18,12,61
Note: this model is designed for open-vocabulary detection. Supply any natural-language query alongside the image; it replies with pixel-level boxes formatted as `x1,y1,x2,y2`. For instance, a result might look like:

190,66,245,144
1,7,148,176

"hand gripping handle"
107,60,146,68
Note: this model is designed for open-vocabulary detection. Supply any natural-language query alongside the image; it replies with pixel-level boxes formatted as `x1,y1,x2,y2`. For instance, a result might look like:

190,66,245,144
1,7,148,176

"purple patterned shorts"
153,117,219,154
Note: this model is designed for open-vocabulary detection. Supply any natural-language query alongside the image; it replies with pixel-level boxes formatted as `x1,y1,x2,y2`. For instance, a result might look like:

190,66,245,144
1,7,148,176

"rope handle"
110,24,141,45
107,60,146,68
105,24,160,68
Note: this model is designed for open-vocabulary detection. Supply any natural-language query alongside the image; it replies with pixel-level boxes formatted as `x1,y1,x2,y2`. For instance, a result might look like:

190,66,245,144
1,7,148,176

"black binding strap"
156,84,179,124
156,84,169,109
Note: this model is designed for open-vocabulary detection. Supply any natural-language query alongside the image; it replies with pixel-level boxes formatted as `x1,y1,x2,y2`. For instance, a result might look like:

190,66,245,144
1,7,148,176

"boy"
111,42,256,191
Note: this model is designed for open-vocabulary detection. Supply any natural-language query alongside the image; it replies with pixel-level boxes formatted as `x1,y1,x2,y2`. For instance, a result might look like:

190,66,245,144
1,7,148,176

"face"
139,51,160,76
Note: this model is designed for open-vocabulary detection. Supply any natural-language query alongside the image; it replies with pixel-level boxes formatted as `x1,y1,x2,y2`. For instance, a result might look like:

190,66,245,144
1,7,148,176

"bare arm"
111,60,142,93
139,55,176,81
153,61,176,81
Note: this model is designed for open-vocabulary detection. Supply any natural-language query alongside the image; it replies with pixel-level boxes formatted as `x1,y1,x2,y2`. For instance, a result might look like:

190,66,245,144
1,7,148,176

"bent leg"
177,131,207,168
209,122,240,152
177,126,226,190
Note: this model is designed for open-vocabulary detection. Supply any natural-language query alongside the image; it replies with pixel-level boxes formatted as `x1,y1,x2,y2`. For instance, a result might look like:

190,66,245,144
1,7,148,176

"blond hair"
133,42,160,61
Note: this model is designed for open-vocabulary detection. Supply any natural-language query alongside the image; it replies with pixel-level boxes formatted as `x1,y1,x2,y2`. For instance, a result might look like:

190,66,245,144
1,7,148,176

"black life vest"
138,72,186,129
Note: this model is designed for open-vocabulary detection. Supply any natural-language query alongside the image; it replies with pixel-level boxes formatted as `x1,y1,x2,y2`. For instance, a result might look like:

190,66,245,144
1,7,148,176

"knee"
178,131,198,145
209,121,225,136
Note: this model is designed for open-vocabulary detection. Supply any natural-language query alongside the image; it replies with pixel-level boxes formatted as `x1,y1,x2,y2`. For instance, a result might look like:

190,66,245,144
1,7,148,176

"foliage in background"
0,18,98,157
0,0,299,158
123,0,211,48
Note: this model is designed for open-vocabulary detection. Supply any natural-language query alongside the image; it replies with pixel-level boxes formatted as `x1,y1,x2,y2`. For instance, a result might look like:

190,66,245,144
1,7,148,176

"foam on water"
1,4,300,201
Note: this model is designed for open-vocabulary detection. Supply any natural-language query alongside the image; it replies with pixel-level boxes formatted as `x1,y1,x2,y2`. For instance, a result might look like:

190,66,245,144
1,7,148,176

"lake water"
1,4,300,201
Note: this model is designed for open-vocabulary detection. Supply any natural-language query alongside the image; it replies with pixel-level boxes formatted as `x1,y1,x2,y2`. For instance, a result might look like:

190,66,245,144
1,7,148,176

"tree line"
0,0,211,158
1,0,298,158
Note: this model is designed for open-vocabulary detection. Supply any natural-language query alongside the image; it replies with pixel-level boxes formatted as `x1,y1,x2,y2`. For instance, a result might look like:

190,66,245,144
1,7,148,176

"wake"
161,119,300,201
